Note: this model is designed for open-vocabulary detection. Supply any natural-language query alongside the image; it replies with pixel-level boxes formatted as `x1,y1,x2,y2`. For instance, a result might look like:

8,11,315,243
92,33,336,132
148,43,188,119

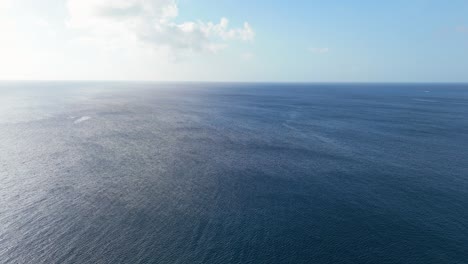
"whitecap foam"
413,99,437,103
74,116,92,124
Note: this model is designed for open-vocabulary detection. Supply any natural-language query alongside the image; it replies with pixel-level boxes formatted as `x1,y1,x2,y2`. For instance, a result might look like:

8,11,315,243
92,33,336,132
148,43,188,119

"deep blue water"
0,82,467,264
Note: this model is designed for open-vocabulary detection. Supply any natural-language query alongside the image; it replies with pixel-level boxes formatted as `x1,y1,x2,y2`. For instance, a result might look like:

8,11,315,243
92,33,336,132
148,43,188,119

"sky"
0,0,467,82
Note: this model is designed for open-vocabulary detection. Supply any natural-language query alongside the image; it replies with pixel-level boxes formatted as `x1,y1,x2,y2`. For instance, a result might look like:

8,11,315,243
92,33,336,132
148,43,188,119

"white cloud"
35,17,50,27
309,47,330,54
0,0,11,11
66,0,254,56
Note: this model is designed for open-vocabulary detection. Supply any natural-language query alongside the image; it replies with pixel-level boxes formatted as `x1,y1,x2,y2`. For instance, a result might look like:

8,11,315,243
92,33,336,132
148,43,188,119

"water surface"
1,82,467,263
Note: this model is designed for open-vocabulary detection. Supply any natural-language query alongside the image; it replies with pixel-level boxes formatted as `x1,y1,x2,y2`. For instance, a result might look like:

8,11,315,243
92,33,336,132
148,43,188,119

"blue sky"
0,0,467,82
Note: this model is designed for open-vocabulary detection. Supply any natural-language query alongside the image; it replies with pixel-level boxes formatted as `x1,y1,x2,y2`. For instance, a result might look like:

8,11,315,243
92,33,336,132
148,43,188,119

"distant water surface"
0,82,467,264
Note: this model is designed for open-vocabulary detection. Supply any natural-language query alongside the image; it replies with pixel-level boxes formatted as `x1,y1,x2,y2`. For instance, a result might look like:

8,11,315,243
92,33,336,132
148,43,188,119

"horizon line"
1,80,468,85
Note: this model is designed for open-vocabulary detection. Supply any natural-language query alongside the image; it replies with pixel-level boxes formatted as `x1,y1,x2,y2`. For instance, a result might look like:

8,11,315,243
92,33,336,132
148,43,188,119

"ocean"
0,82,467,263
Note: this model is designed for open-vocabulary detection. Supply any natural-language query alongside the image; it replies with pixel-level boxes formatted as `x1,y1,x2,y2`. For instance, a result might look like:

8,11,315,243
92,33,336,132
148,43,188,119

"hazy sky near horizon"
1,0,467,82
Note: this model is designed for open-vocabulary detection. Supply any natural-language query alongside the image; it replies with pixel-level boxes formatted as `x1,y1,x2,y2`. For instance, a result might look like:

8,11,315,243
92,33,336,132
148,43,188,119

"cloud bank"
67,0,254,55
309,47,330,54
